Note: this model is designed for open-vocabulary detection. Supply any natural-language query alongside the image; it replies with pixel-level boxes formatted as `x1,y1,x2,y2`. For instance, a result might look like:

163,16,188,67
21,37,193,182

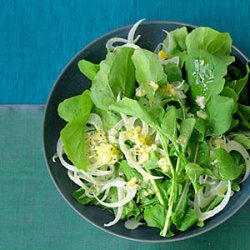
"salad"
54,20,250,238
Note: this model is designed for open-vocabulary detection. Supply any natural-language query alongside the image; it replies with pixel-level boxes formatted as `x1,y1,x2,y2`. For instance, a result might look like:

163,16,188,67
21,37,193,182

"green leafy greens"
55,21,250,239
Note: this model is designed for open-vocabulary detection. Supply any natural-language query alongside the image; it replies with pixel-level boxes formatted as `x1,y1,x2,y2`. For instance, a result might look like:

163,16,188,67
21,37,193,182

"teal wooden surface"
0,106,249,250
0,0,249,104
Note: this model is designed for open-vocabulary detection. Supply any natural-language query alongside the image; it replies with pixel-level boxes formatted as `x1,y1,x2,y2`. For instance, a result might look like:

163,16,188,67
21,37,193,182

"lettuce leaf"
185,27,234,66
90,47,136,110
185,49,227,100
61,120,89,170
206,95,235,136
58,90,93,170
58,90,93,122
78,59,100,80
132,48,166,105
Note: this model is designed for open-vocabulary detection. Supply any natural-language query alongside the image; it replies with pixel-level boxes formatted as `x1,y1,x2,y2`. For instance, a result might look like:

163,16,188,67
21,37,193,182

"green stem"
161,98,186,120
174,180,190,213
147,169,166,207
159,134,177,237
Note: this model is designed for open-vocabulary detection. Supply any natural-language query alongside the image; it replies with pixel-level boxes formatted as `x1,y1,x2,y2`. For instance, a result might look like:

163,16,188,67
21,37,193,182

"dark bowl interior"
43,21,250,242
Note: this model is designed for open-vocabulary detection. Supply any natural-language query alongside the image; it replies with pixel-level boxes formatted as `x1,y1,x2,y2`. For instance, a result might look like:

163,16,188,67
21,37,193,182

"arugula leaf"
60,120,89,170
90,47,138,110
144,204,166,230
147,104,165,124
94,108,120,132
194,118,207,141
90,52,116,110
222,86,239,102
185,163,204,193
232,134,250,150
196,141,211,167
119,160,142,181
108,47,135,97
78,59,100,80
161,106,177,142
164,27,188,52
59,90,93,170
238,104,250,129
157,179,171,201
221,86,239,112
234,63,249,95
132,48,166,104
185,49,227,100
73,188,95,205
144,151,160,170
185,27,234,66
163,63,183,83
206,95,235,136
132,48,166,84
109,97,159,128
58,90,93,122
172,181,190,227
179,118,196,152
178,208,198,231
213,148,243,180
121,200,140,220
163,27,188,66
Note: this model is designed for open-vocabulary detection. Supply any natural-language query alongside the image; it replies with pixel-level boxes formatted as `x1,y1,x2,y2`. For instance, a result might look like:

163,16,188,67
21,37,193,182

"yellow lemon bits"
96,143,121,165
166,83,175,96
128,177,138,188
158,50,168,60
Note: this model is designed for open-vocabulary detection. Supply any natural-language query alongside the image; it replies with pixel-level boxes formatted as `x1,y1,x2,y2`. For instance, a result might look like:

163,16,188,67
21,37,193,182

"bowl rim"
42,20,250,243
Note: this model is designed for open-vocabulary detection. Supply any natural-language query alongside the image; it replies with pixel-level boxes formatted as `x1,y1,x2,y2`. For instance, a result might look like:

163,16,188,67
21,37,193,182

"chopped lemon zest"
158,50,168,60
166,83,175,96
128,177,137,188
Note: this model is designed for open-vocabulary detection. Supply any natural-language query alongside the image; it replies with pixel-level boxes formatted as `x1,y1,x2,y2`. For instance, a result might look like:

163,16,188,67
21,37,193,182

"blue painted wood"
0,0,249,104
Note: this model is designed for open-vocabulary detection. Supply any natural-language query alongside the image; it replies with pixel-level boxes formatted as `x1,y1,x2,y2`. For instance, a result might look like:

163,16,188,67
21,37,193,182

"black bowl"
43,21,250,242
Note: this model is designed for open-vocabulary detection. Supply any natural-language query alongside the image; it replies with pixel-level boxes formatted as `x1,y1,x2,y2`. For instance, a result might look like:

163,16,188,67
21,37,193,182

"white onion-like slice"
67,170,89,190
104,188,124,227
57,139,76,172
94,186,137,208
162,29,174,54
124,217,144,230
197,179,227,209
100,188,111,202
122,43,140,49
127,19,145,43
161,56,180,66
141,121,149,136
89,166,114,176
87,113,103,131
112,119,124,131
155,132,162,145
77,171,98,184
123,116,137,131
106,19,144,51
174,80,185,90
226,140,250,183
52,153,58,162
106,37,128,51
57,139,106,185
99,179,126,191
194,180,231,221
154,42,164,54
